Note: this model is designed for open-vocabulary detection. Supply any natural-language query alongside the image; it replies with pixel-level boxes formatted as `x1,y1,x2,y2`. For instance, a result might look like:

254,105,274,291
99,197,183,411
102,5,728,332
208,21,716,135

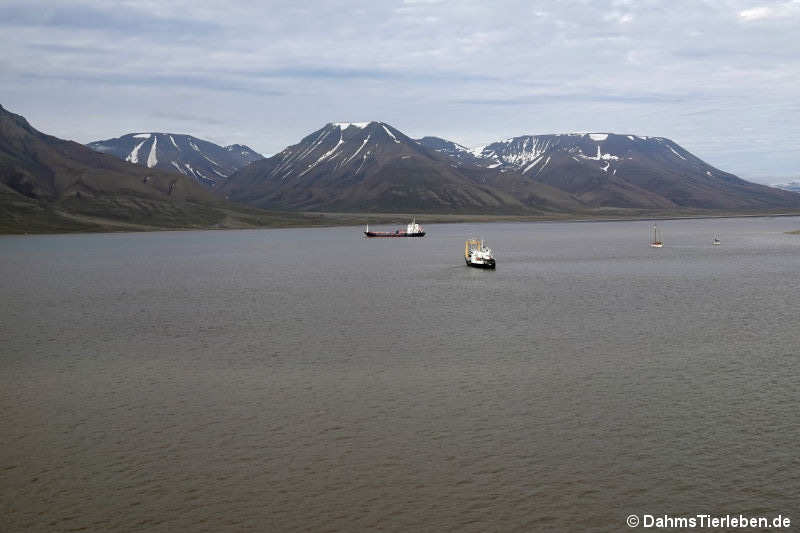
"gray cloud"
0,2,218,37
149,111,226,126
19,71,284,96
455,93,694,106
1,0,798,180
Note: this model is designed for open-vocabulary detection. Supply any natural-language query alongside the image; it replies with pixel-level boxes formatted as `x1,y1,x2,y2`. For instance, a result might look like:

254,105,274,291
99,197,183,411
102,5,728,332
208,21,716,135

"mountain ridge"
222,121,581,213
417,132,800,210
223,122,800,213
0,104,280,233
87,133,263,188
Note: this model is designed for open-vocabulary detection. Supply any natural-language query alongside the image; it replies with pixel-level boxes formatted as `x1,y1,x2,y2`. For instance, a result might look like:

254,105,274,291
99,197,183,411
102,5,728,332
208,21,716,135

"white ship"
465,239,496,269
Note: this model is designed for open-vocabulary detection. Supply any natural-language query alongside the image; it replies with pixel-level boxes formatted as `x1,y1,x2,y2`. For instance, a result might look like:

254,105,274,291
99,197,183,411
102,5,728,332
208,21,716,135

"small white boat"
712,234,721,245
650,223,663,248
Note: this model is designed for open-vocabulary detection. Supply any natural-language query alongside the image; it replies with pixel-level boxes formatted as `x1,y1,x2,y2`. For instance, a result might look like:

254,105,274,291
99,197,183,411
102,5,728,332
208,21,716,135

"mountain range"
0,104,280,233
221,122,580,213
3,103,799,233
87,133,263,188
418,133,800,210
222,122,800,213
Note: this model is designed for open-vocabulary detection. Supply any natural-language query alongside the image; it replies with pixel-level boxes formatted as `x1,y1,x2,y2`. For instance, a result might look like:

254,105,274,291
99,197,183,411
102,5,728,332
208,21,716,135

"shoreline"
3,209,800,236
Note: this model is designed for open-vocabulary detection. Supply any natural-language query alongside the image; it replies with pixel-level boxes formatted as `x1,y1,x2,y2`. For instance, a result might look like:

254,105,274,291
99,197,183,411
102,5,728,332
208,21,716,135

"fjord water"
2,217,799,532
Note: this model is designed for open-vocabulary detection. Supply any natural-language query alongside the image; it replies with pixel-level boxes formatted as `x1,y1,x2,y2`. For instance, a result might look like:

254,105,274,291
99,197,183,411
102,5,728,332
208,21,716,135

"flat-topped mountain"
222,122,580,213
418,133,800,210
88,133,263,188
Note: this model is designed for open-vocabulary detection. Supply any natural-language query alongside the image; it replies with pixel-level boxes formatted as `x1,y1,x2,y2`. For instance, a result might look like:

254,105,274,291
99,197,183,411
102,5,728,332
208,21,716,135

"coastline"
2,206,800,236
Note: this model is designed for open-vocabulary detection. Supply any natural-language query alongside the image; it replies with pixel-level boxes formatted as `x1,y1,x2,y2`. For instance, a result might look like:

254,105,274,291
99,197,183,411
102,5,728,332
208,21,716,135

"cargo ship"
364,218,425,238
465,239,496,269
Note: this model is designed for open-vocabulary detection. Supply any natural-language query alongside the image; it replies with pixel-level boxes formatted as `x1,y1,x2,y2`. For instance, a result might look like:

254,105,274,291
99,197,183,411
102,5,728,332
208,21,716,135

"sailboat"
650,223,663,248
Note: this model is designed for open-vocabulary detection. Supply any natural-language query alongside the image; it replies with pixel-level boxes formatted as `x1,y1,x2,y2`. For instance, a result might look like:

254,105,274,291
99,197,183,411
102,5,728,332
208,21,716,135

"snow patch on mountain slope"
667,145,686,160
295,129,331,161
183,163,197,178
522,155,544,174
588,133,608,141
298,131,345,177
169,135,178,149
578,145,620,161
333,122,369,129
469,145,487,158
354,151,370,174
146,136,158,168
345,134,371,164
491,137,553,168
537,156,551,174
133,133,151,139
382,125,400,143
126,140,146,164
202,154,220,166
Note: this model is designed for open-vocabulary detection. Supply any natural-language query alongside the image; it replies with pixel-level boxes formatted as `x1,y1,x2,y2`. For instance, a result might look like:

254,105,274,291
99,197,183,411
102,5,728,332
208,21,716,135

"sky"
1,0,798,183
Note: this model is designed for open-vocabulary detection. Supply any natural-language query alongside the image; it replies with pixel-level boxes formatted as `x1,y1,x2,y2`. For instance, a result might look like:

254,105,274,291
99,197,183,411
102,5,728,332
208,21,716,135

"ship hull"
364,232,426,238
465,258,496,269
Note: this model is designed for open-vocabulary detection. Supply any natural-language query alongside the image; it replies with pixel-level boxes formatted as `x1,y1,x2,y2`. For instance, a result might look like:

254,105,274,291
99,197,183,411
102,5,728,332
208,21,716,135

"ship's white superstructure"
465,239,496,268
406,218,422,235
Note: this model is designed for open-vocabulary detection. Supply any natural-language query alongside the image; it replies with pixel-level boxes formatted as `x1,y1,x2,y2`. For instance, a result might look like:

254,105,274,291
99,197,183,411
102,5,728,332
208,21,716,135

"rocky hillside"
0,104,274,233
222,122,580,213
418,133,800,210
88,133,263,188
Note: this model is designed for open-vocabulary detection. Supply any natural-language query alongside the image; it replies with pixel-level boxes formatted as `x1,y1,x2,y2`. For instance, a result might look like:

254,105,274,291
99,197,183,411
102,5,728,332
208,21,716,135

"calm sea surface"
2,217,799,532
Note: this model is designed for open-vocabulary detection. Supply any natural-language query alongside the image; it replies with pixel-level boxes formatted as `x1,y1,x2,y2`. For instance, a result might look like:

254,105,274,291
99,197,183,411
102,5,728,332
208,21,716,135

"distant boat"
364,218,425,238
712,234,721,245
650,223,663,248
465,239,496,269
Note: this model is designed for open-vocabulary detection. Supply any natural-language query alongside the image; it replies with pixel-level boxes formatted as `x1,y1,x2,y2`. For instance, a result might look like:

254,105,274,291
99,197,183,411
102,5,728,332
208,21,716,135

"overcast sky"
1,0,798,182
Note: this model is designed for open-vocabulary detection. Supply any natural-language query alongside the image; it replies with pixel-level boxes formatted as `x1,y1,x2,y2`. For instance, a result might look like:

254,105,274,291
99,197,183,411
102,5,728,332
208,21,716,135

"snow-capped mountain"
418,133,800,209
222,122,799,213
87,133,263,187
0,104,242,231
222,122,578,213
414,136,482,165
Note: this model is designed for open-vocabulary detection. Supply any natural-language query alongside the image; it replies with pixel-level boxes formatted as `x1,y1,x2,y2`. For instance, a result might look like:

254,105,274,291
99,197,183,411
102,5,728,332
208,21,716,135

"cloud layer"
1,0,798,180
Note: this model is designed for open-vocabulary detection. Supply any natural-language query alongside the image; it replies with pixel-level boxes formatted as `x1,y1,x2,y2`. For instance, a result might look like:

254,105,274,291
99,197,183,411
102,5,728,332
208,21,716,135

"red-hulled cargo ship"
364,218,425,238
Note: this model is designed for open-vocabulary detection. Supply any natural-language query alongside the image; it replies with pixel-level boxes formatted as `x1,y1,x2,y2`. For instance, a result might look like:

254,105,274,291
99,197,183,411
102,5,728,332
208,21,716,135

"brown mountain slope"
424,133,800,210
222,122,582,214
0,104,274,233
